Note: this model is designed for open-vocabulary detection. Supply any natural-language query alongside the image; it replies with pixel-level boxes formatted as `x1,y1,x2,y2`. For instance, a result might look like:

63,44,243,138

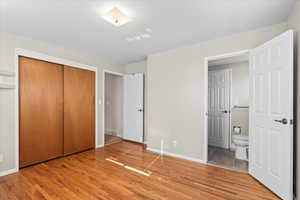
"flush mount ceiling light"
102,7,132,27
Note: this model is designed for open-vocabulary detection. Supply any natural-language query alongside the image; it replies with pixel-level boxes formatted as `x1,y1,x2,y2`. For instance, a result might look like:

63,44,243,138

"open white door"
123,73,144,143
249,30,293,200
208,69,231,149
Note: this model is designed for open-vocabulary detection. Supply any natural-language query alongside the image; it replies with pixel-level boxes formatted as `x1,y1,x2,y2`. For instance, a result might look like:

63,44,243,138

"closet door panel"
19,56,64,168
63,66,95,155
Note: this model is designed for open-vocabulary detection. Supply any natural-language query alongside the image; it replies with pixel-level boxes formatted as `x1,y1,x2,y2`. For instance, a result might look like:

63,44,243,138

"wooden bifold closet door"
63,66,95,155
19,57,95,168
19,56,64,168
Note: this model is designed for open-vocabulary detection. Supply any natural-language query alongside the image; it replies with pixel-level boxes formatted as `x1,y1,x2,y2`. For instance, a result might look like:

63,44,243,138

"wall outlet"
0,153,3,163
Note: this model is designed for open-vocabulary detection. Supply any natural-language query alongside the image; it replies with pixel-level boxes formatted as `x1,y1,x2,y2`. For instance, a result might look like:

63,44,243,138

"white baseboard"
0,168,18,177
147,148,206,164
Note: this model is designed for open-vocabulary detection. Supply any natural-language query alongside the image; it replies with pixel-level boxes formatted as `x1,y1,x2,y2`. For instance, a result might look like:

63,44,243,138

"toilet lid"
233,135,248,141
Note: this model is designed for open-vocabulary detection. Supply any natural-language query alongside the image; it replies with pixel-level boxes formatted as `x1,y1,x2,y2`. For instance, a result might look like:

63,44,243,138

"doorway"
203,30,294,200
206,53,250,173
104,71,124,145
103,71,145,146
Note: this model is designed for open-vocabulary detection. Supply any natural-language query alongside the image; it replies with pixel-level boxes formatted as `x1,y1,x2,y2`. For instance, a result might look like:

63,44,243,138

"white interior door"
123,73,144,143
249,30,293,200
208,69,231,149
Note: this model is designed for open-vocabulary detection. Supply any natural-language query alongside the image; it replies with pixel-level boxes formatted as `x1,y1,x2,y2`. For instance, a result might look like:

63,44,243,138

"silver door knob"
274,118,288,124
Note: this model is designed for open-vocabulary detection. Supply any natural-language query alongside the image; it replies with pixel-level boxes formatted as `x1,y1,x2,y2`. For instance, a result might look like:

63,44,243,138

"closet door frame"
14,48,98,171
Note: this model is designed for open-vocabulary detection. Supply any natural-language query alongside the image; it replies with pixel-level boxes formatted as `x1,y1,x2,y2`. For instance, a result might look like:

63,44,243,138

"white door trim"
102,70,124,146
204,49,250,163
14,48,98,174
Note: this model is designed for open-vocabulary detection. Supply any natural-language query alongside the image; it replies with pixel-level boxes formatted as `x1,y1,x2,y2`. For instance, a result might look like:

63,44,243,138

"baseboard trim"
147,148,206,164
0,168,18,177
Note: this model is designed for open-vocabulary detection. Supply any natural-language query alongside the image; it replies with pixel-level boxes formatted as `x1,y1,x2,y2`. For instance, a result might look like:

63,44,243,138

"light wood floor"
0,141,279,200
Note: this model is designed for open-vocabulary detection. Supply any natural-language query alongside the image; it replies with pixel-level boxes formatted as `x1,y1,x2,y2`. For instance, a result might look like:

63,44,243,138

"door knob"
138,109,144,112
222,110,228,114
274,118,288,124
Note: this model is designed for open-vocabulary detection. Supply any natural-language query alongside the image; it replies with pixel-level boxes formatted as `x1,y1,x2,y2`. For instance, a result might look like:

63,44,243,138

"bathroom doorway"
206,51,250,173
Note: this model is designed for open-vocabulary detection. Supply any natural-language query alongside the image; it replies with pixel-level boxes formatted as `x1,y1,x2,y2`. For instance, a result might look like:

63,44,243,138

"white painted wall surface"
147,23,288,161
125,61,147,74
0,32,124,174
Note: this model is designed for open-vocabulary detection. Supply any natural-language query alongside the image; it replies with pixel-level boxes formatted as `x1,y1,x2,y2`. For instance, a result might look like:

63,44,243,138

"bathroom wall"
104,73,123,137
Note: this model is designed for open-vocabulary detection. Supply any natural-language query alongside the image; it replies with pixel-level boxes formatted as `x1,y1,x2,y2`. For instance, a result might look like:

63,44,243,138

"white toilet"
232,135,249,161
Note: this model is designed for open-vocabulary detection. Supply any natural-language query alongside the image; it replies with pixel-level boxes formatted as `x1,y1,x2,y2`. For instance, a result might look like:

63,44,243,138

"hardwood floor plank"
0,141,280,200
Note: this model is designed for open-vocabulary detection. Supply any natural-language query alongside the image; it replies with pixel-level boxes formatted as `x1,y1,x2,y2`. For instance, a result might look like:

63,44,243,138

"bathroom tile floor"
208,146,248,173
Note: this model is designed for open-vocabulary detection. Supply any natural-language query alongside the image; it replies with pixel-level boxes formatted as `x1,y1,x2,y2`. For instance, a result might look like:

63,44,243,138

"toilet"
232,135,249,161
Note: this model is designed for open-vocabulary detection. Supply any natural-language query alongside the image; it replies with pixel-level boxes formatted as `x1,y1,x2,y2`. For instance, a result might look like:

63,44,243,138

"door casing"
204,49,250,163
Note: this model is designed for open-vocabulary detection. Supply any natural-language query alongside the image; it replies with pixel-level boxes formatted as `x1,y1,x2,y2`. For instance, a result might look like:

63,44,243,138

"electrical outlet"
0,153,4,163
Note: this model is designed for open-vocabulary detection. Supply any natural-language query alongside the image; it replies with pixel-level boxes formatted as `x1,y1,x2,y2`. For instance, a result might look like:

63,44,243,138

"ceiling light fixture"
102,7,132,27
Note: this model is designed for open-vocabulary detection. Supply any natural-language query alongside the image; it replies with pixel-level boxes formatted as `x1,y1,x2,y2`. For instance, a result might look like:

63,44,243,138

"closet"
19,56,95,168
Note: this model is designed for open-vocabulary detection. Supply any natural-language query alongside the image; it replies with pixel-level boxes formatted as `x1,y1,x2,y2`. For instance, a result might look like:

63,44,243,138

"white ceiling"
0,0,295,64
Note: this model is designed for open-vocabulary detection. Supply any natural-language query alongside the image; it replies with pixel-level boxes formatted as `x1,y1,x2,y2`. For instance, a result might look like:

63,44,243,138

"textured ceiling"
0,0,295,64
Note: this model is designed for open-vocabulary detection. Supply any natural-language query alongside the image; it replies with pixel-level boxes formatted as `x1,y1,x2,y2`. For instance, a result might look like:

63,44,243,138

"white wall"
125,60,147,74
0,32,124,174
147,23,288,160
287,1,300,198
105,73,123,137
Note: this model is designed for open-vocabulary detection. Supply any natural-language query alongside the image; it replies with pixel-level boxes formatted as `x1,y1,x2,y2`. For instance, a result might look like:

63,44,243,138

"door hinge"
290,119,294,125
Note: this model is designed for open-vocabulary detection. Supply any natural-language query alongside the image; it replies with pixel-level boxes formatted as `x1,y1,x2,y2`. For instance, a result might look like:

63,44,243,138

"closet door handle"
138,109,144,112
